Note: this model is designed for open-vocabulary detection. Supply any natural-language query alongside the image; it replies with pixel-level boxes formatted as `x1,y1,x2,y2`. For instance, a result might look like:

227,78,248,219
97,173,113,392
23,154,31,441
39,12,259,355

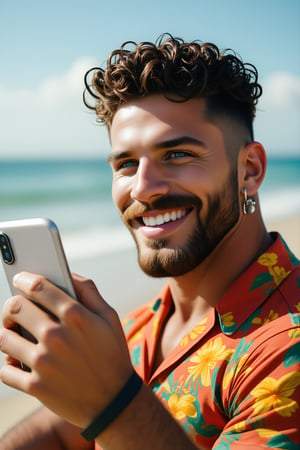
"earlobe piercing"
242,188,256,215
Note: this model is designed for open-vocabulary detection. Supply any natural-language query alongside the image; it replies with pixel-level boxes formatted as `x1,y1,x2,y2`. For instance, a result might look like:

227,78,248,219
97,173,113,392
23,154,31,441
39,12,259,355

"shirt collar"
216,232,299,335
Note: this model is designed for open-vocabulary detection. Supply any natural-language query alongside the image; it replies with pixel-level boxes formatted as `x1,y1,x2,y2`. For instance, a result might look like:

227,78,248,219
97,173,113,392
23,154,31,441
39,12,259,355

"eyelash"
116,159,138,171
165,150,193,159
115,150,195,172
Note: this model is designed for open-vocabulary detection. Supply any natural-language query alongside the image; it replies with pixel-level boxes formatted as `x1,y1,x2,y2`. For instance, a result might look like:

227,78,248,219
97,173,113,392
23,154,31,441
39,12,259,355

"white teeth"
142,209,187,226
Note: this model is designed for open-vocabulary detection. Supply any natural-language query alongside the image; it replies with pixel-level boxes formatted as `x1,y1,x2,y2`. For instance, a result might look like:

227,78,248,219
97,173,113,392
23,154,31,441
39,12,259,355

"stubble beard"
126,168,240,278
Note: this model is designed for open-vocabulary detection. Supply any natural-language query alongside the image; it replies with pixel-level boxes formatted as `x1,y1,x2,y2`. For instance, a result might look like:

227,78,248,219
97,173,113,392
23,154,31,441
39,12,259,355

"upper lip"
139,208,190,226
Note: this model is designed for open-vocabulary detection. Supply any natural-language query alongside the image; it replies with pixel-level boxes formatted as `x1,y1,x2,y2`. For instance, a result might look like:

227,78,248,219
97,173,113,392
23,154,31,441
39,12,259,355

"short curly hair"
83,34,262,138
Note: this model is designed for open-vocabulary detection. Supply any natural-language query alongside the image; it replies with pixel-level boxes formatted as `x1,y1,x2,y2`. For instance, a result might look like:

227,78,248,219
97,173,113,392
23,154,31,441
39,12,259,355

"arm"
0,406,93,450
0,273,201,449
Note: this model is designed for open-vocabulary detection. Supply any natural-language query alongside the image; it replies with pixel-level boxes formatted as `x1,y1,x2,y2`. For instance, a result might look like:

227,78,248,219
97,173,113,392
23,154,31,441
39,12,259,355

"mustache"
122,194,203,223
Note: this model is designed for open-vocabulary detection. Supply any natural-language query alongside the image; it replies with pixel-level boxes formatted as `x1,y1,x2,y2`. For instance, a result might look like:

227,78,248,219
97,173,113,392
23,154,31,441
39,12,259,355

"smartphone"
0,218,77,370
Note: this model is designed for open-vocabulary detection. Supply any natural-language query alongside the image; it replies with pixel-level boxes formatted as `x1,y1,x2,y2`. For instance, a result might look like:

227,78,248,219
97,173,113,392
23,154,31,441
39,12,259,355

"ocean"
0,155,299,401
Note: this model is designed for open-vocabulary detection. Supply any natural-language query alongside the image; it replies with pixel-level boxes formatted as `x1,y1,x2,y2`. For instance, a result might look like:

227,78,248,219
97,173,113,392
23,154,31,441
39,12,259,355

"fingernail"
13,272,25,287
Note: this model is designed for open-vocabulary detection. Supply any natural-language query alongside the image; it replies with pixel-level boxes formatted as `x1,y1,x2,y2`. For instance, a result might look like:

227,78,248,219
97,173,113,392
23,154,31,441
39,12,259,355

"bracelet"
81,370,143,442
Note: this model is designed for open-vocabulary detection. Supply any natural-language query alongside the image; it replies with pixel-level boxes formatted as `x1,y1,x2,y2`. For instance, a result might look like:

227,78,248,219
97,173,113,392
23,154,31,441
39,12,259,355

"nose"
131,157,169,202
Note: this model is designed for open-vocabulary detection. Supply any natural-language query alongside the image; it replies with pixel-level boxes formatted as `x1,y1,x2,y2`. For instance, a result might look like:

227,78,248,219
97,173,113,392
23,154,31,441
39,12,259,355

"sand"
0,214,299,438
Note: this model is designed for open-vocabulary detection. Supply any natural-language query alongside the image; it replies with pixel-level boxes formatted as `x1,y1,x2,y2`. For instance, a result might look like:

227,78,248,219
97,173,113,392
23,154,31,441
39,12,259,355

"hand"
0,272,134,428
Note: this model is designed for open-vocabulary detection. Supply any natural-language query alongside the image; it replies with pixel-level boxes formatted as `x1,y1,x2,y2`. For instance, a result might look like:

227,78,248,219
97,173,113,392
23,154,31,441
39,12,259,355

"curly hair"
83,34,262,137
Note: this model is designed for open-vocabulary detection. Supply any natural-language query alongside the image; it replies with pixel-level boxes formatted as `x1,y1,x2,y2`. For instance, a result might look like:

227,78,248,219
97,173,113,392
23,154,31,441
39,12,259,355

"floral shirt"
120,234,300,449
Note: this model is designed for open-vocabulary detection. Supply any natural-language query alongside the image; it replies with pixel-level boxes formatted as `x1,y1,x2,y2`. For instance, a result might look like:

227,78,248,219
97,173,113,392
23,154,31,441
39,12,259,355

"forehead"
109,95,221,150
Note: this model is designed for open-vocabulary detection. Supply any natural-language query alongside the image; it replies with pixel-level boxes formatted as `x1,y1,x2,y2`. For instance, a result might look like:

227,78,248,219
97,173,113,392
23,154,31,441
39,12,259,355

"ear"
238,142,267,196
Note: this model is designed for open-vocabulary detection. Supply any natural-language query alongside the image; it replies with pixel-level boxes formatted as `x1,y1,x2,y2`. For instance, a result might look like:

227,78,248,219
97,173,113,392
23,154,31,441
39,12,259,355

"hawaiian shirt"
120,233,300,449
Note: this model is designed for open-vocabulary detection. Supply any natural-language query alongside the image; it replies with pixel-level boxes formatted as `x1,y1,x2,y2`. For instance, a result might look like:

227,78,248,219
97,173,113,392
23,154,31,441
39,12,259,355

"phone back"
0,218,76,299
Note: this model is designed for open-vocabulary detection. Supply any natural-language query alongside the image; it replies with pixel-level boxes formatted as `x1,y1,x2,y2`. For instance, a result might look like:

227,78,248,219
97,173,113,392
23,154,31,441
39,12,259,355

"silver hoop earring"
242,188,256,215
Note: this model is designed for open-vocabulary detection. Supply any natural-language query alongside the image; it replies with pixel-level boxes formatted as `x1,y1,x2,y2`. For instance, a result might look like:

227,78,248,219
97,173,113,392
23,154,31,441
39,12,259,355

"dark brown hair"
83,34,262,138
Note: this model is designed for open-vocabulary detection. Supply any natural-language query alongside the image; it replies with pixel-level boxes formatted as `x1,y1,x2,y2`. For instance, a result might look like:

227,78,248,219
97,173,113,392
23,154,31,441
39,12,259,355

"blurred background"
0,0,299,413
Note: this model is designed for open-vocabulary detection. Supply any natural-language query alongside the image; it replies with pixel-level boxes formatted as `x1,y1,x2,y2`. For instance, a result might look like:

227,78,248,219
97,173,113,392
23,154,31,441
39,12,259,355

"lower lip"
137,215,188,239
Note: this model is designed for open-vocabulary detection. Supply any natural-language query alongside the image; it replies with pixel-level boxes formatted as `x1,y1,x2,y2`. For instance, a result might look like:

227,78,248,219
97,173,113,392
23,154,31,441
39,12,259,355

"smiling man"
109,96,242,278
1,35,300,450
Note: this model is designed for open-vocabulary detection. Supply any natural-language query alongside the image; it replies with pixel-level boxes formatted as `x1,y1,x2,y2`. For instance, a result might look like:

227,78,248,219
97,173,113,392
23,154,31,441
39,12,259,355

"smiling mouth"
140,208,191,227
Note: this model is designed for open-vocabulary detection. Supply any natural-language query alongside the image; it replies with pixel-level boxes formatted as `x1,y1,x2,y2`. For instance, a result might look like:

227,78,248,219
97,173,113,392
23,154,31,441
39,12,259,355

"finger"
0,327,36,371
12,272,78,319
2,294,57,342
3,353,21,368
11,272,116,337
0,362,31,393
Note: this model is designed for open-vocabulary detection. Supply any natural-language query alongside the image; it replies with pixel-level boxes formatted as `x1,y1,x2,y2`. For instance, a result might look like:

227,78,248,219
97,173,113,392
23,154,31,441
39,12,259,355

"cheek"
112,177,131,213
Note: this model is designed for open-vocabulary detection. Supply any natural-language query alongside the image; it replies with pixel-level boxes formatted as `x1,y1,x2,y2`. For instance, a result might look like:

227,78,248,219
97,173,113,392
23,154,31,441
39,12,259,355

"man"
0,34,299,449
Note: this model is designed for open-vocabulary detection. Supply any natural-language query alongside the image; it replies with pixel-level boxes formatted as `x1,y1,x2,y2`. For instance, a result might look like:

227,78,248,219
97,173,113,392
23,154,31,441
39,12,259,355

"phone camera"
0,233,15,265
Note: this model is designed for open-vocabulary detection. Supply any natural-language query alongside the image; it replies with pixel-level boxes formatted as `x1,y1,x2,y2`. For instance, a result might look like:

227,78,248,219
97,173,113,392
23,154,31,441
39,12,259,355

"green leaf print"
283,341,300,368
267,433,299,449
250,272,273,291
214,432,241,449
288,310,300,326
124,318,135,334
131,345,141,367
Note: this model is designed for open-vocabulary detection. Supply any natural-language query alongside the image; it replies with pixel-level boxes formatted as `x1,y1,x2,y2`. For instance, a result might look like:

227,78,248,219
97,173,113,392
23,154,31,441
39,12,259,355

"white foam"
260,186,300,221
62,226,135,261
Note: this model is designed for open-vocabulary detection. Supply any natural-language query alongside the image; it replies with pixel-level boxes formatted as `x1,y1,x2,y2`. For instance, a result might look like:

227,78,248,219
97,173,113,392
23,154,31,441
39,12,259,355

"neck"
168,207,273,321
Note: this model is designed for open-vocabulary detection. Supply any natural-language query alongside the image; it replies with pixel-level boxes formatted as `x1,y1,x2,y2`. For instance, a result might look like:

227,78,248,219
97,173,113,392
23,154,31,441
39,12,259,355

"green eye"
168,151,191,159
118,160,138,170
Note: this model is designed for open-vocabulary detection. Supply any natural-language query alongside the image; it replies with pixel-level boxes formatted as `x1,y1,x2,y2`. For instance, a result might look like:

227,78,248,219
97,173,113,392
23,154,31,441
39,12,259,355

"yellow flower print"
233,420,247,433
221,312,235,328
258,253,278,267
180,318,207,347
272,266,291,286
257,252,291,287
250,371,300,417
255,428,280,439
188,337,234,386
252,309,279,325
227,420,247,434
223,353,251,390
168,393,197,420
288,327,300,339
152,317,160,337
130,329,144,343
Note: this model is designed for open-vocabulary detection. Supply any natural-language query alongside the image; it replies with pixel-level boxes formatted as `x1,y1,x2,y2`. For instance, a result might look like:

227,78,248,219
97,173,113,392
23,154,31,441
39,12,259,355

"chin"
137,245,206,278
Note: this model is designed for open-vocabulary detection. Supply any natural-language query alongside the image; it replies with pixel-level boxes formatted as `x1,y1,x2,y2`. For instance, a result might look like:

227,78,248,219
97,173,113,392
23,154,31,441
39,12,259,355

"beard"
122,166,240,278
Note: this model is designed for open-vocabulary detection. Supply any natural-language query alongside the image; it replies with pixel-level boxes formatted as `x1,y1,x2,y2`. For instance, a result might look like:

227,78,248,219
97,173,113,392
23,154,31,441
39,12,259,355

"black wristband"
80,370,143,442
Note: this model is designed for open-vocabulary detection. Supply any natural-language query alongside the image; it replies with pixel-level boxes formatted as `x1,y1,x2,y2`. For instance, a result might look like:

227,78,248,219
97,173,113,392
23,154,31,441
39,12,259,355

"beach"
0,213,299,437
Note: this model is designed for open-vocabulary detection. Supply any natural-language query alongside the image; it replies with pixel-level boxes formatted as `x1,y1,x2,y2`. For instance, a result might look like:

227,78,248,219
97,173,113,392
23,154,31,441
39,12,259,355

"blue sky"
0,0,299,158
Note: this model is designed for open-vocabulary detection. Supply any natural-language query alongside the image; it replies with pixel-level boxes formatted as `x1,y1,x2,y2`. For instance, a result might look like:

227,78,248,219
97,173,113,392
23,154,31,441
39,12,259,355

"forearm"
96,383,201,450
0,407,92,450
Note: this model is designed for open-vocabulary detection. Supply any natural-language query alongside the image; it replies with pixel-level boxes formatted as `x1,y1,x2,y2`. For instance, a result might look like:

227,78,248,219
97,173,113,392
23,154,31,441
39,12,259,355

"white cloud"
254,72,300,153
260,72,300,109
0,63,299,158
37,58,95,105
0,57,110,158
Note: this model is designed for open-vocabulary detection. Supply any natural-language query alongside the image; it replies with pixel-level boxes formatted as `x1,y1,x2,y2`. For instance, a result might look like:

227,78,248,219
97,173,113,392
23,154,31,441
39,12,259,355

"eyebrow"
153,136,206,149
108,136,206,164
